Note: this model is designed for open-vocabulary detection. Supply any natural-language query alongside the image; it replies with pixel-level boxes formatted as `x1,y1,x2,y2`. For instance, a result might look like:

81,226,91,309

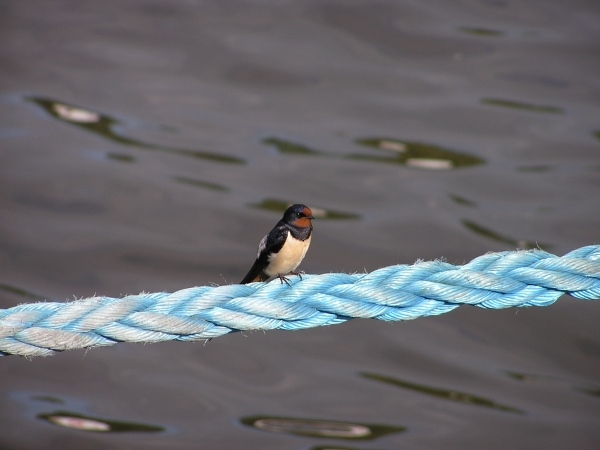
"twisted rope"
2,245,599,357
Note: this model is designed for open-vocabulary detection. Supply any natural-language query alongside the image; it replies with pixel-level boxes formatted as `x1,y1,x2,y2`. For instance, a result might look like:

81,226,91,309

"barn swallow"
240,204,314,284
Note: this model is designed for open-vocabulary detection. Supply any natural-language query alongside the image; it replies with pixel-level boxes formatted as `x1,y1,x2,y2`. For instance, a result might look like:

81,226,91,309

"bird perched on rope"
240,204,315,284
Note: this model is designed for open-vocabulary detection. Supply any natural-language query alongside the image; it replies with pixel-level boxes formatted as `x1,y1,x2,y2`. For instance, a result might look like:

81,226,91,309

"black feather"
240,225,287,283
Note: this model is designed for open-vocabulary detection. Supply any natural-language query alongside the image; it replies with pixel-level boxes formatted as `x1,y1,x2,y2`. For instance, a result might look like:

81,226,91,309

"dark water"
1,1,599,448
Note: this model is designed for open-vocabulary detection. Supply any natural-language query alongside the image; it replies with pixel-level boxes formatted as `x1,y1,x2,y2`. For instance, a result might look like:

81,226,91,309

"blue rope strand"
1,245,599,357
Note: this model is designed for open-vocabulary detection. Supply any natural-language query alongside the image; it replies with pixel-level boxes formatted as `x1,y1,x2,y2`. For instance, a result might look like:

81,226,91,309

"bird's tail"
240,261,269,284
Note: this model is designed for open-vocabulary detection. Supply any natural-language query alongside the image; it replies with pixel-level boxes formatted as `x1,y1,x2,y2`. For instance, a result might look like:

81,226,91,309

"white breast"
265,232,311,277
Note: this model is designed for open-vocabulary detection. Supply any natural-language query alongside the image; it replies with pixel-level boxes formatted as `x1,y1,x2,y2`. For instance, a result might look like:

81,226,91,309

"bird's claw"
278,271,303,286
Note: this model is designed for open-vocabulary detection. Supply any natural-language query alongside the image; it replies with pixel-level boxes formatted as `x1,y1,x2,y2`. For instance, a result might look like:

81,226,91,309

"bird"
240,204,315,284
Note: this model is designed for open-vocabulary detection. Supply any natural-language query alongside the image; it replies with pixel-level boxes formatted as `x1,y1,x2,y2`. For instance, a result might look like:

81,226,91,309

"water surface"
1,1,599,448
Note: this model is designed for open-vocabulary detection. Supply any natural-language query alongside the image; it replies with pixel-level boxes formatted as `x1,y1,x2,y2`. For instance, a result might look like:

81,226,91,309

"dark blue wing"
240,224,288,283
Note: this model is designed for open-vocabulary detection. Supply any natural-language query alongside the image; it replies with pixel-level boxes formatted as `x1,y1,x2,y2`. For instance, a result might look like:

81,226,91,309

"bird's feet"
278,271,303,286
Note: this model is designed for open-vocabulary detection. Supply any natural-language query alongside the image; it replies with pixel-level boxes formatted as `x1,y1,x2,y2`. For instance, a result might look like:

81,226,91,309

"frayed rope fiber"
2,246,599,357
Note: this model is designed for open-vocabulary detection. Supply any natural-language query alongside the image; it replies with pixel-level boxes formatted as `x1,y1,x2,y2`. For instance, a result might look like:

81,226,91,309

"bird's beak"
307,215,315,220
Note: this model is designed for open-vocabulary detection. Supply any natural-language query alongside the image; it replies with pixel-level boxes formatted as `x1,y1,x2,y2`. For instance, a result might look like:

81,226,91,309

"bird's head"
284,204,315,228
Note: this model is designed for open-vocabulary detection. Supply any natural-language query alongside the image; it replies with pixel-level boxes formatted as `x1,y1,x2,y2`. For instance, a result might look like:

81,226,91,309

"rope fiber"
1,245,599,357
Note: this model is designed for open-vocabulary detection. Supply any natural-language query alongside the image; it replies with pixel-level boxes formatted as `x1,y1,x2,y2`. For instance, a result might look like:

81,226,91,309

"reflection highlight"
461,219,548,250
481,98,563,114
173,176,229,192
38,411,164,433
263,137,324,156
507,371,600,398
263,136,484,171
353,138,484,170
251,198,361,220
27,97,245,164
459,27,504,37
241,416,405,440
449,194,477,207
0,283,45,301
362,372,524,414
107,152,136,163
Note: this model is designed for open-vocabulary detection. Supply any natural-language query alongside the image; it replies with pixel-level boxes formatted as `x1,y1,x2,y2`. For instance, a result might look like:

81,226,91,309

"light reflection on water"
480,98,563,114
361,372,524,414
12,392,165,434
353,138,485,170
251,198,361,220
241,415,405,440
40,411,164,433
506,371,600,398
27,97,245,165
263,136,486,170
461,220,549,250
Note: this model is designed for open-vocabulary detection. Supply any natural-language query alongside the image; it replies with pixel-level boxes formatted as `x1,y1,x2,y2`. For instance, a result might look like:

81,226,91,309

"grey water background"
1,0,599,448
